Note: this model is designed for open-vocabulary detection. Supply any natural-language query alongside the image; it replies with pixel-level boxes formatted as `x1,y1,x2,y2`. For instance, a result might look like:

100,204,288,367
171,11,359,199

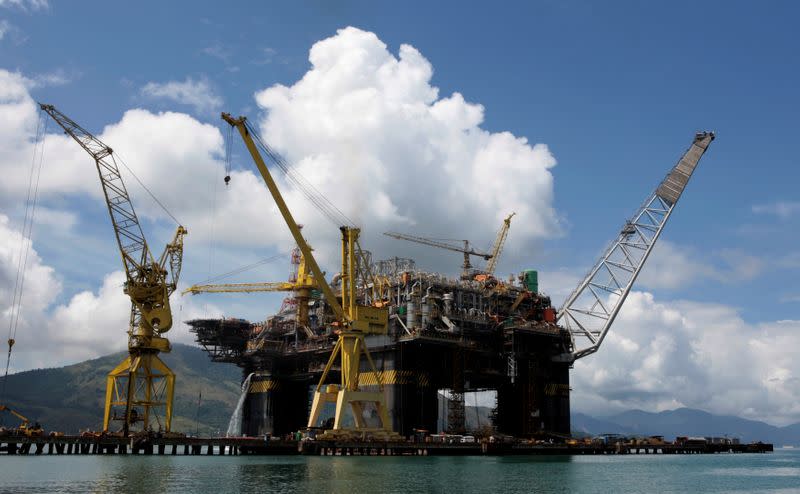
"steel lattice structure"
557,131,715,362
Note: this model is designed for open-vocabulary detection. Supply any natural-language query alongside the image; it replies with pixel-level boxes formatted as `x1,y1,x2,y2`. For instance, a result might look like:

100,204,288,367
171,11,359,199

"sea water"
1,449,798,493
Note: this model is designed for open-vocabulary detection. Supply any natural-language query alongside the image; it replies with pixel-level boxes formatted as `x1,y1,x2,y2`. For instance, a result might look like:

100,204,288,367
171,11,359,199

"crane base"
103,352,175,435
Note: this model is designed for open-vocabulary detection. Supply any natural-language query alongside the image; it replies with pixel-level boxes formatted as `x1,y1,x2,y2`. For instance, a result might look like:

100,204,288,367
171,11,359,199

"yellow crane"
222,113,398,440
0,405,43,437
40,104,187,435
484,212,515,276
384,213,514,280
183,251,318,328
383,232,492,279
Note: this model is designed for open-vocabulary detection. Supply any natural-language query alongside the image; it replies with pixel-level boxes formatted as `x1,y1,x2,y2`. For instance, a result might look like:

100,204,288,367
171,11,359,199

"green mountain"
0,344,242,435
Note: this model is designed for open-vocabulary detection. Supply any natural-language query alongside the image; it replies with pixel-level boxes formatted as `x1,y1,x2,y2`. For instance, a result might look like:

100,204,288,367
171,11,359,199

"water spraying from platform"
226,373,254,437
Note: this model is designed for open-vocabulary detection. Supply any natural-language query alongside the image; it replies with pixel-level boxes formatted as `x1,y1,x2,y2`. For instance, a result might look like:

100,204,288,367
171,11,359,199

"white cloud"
0,67,294,264
0,0,47,10
252,47,277,65
29,68,75,87
141,77,223,114
43,271,222,364
0,213,221,371
0,213,61,371
0,19,10,40
637,241,765,290
537,268,582,306
1,26,562,276
752,201,800,220
201,43,231,61
572,291,800,426
253,26,561,272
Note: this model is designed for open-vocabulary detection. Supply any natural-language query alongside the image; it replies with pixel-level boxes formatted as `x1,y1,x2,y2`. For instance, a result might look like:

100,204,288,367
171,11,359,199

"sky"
0,0,798,425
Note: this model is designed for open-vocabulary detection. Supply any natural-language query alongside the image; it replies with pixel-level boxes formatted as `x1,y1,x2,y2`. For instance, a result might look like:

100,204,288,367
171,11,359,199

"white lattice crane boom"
557,131,715,362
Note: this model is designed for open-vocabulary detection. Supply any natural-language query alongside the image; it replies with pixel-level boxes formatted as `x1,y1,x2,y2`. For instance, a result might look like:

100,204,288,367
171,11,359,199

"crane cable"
243,120,355,228
199,123,236,316
1,109,48,406
224,124,233,186
195,251,290,285
112,151,183,227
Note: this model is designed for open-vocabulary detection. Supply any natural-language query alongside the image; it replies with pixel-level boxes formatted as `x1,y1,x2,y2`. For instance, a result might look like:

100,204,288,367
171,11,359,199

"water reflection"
3,450,800,494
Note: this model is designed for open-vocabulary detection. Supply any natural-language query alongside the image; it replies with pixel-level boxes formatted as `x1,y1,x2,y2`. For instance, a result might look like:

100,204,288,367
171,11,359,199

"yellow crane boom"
485,212,515,275
0,405,43,436
222,113,397,439
184,249,319,328
0,404,29,425
183,282,296,294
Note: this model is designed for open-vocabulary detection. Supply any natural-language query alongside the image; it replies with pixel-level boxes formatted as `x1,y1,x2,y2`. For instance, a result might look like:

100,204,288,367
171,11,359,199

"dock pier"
0,434,773,456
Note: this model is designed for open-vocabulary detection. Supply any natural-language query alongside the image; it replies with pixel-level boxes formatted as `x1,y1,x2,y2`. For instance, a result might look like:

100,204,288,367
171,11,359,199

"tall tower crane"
40,104,187,435
557,131,715,362
485,212,515,276
383,232,493,279
222,113,399,440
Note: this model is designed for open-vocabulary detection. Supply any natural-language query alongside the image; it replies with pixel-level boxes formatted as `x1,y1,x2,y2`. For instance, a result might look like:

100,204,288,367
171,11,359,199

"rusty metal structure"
189,131,715,438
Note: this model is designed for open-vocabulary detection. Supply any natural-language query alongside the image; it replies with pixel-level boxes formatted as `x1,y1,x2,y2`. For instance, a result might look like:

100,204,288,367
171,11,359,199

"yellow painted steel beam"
183,281,296,295
222,113,345,322
486,212,515,275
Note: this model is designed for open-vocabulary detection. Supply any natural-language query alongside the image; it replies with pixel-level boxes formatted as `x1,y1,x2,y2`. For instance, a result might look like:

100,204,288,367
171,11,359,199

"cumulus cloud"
1,26,562,276
141,77,223,114
572,291,800,425
0,214,61,370
43,271,221,363
253,26,561,272
0,213,221,371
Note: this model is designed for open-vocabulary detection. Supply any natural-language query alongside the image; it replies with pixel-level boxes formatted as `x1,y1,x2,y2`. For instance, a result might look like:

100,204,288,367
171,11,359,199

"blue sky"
1,1,798,423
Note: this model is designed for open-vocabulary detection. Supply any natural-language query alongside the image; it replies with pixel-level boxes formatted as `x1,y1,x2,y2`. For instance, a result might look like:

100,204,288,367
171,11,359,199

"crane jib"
556,131,715,363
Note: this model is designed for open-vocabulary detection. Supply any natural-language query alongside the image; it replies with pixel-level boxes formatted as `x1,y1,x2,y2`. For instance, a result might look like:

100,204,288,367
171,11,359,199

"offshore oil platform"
186,121,716,440
23,103,714,443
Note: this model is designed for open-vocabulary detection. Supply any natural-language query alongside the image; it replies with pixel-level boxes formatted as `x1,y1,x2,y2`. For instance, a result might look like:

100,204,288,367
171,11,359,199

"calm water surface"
1,449,798,493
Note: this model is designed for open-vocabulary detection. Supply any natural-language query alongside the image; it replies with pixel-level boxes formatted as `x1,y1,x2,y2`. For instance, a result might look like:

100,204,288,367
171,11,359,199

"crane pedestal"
103,352,175,434
306,332,400,441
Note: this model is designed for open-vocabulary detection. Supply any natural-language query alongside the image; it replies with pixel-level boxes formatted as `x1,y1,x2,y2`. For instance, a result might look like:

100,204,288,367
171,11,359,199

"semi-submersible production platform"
185,125,717,441
16,104,726,453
